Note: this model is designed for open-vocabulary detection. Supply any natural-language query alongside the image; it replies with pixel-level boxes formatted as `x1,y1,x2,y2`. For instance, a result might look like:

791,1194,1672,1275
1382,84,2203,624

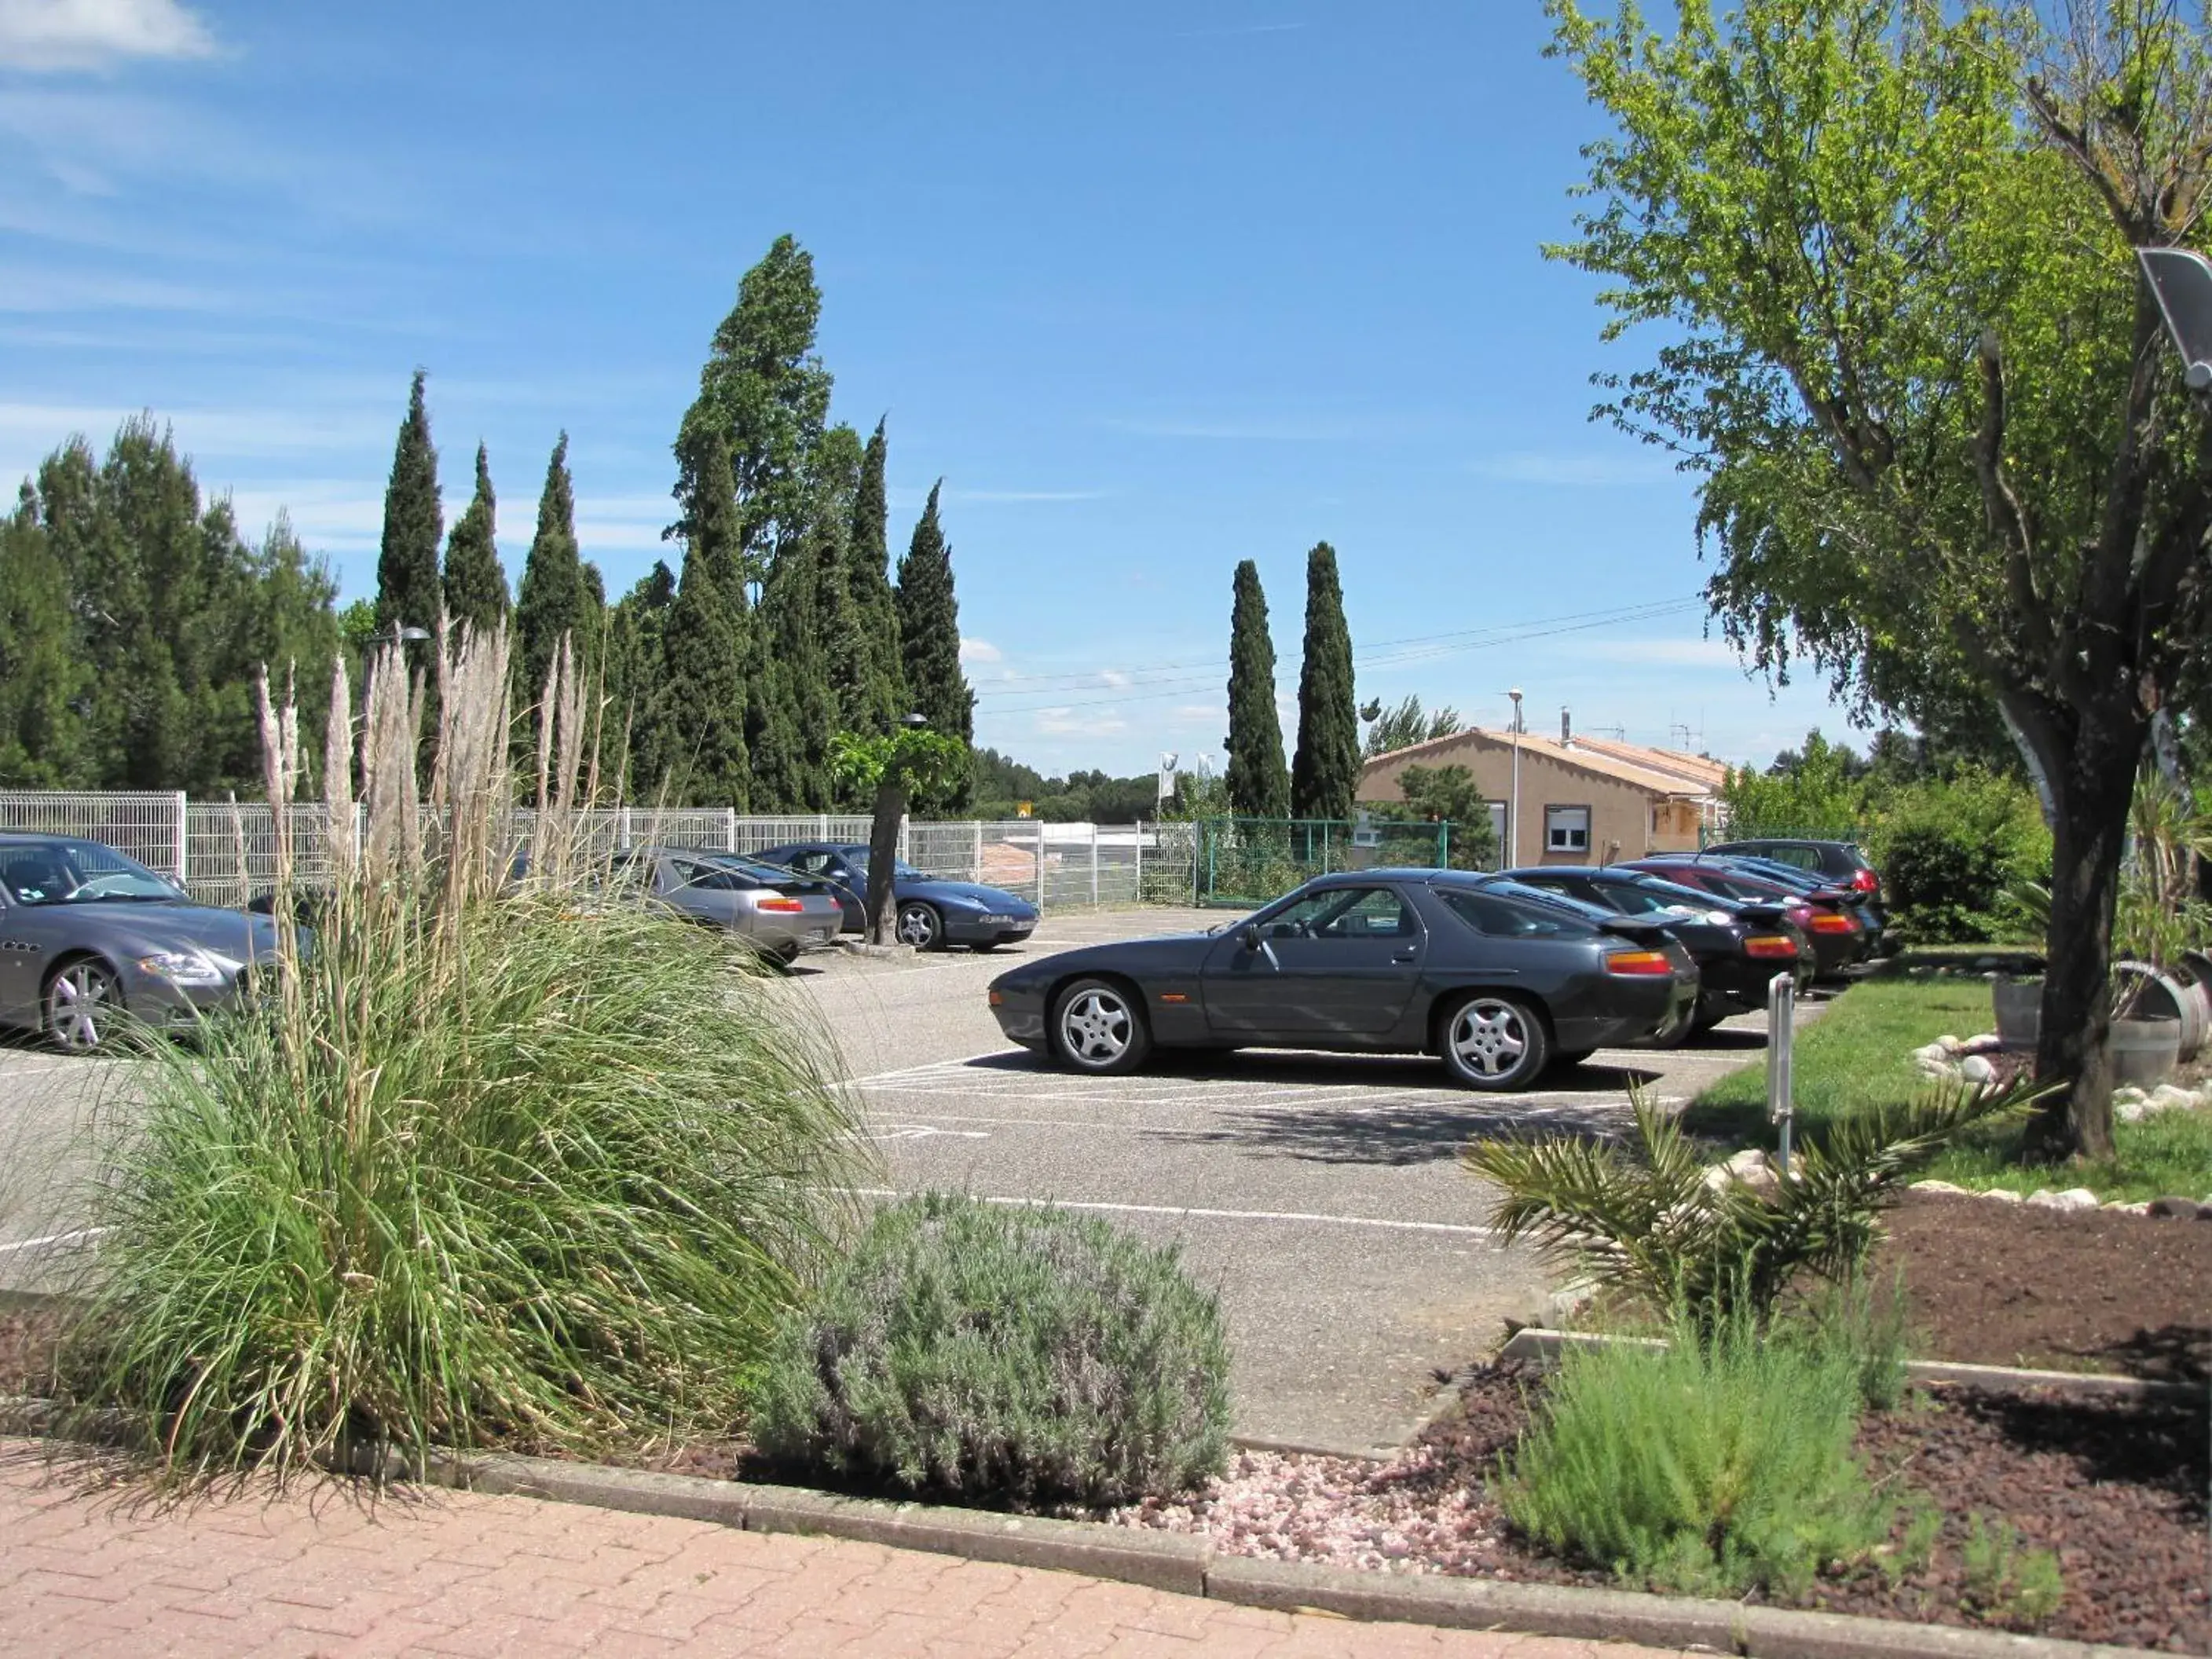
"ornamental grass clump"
747,1192,1232,1507
58,621,870,1484
1498,1317,1888,1596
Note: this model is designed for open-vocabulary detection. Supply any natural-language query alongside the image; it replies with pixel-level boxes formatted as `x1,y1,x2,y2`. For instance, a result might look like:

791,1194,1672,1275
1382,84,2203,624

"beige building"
1359,723,1726,868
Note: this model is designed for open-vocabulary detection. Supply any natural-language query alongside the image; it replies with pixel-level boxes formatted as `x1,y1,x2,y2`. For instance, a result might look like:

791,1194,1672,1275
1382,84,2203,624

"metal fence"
0,792,1201,914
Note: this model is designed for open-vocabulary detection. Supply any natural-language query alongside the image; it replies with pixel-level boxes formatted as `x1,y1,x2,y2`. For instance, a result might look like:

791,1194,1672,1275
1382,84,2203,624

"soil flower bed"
1112,1361,2209,1653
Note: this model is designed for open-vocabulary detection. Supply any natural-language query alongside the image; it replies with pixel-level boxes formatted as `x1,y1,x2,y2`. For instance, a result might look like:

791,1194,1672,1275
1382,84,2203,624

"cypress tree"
0,502,89,786
1289,540,1359,822
514,434,587,723
1223,559,1291,819
649,426,749,806
846,416,906,730
441,442,508,635
810,423,869,737
602,562,676,797
375,370,444,634
895,481,973,743
754,535,836,809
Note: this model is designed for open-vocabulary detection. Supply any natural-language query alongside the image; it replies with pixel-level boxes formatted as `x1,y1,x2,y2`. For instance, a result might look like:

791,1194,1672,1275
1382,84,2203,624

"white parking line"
855,1189,1497,1236
0,1226,107,1255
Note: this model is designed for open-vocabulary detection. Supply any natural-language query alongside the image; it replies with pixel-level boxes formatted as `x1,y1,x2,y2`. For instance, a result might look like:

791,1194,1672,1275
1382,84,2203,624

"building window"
1545,805,1591,854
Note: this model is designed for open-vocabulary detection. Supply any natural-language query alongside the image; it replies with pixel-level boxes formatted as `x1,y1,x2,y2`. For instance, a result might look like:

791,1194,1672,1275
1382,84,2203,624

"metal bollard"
1766,970,1796,1177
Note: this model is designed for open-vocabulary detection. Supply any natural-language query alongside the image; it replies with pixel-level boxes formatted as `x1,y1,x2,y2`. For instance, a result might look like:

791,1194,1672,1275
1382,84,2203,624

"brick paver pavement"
0,1443,1681,1658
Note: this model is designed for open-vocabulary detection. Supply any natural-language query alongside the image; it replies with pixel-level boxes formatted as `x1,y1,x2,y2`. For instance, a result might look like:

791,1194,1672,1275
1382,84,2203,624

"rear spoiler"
1596,915,1677,942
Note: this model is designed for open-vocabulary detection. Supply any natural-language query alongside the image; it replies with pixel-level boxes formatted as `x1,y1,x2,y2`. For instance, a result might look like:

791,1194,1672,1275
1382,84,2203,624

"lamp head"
902,711,928,730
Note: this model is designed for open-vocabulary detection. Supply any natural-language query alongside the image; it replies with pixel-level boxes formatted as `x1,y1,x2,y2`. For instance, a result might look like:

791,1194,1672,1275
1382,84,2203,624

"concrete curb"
1496,1328,2206,1404
2,1402,2152,1659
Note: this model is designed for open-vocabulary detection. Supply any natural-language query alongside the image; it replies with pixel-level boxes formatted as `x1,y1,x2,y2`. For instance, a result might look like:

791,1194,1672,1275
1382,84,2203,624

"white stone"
1937,1034,1965,1054
1960,1054,1997,1086
2026,1187,2099,1212
2112,1086,2150,1107
2103,1201,2152,1216
1961,1033,2005,1055
1703,1148,1779,1194
1911,1180,1968,1196
2147,1084,2201,1115
1982,1187,2024,1203
2118,1101,2148,1124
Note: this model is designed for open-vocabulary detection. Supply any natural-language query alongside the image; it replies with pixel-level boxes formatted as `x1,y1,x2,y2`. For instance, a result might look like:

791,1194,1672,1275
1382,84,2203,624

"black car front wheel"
1050,977,1152,1075
1438,993,1549,1091
895,902,944,951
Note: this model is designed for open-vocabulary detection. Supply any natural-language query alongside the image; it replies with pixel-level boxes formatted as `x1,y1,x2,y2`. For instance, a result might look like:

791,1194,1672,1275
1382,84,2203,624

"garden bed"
1873,1190,2210,1382
1113,1361,2208,1653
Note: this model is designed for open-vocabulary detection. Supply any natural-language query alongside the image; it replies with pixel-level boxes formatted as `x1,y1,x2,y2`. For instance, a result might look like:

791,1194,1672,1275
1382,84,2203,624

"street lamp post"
1503,688,1524,866
2140,247,2212,391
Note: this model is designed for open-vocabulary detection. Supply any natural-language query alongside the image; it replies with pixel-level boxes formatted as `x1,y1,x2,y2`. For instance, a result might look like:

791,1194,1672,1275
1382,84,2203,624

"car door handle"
1391,946,1419,963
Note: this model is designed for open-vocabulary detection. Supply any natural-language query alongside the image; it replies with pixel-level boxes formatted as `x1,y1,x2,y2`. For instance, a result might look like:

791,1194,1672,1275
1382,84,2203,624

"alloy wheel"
47,961,119,1052
1450,998,1528,1079
896,903,939,949
1059,988,1132,1066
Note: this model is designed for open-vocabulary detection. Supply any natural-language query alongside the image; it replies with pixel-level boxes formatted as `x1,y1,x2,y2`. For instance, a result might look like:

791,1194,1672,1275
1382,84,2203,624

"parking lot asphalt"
0,904,1804,1458
797,906,1789,1456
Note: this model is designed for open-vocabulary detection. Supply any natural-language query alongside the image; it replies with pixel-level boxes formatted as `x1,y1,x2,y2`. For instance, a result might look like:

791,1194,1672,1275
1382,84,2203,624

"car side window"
1439,889,1577,938
787,851,832,876
1260,887,1414,940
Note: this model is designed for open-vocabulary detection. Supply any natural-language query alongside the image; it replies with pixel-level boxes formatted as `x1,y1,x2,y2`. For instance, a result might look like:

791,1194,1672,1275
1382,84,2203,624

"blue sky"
0,0,1866,778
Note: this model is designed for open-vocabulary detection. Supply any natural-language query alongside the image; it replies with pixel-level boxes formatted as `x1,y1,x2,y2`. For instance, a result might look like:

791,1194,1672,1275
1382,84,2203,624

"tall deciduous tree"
1360,694,1463,759
0,500,89,786
895,482,974,747
441,442,507,635
650,425,749,804
1547,0,2211,1158
1223,560,1291,819
514,434,588,728
375,370,443,635
1289,541,1358,821
846,417,906,731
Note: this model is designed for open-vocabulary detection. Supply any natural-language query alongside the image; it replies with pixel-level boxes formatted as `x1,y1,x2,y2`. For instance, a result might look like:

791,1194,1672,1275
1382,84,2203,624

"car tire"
45,957,123,1053
1050,977,1152,1075
969,941,1002,954
895,902,944,951
1643,1003,1696,1049
1438,993,1549,1091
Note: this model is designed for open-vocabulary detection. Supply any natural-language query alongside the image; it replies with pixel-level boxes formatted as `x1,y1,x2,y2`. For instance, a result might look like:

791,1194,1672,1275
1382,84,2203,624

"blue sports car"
753,842,1039,951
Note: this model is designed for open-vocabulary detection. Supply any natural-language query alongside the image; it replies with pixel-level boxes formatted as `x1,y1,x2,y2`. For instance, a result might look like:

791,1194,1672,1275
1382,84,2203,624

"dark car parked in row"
0,833,284,1052
986,867,1698,1091
1704,838,1882,903
1500,866,1808,1038
1619,855,1872,977
754,842,1038,951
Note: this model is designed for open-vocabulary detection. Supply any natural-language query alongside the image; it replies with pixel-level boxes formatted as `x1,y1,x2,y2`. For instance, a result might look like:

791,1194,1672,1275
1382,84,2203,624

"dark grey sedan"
0,833,284,1052
986,867,1698,1091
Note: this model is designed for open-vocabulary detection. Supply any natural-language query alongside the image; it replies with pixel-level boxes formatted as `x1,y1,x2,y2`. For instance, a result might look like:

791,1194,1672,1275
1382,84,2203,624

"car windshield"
1634,877,1741,914
844,854,925,881
0,840,181,906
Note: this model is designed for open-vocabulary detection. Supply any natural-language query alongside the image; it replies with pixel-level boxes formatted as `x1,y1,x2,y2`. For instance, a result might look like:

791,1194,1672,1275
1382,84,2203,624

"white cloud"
959,637,1003,665
1035,707,1129,738
1470,450,1679,487
1100,668,1131,689
0,0,215,72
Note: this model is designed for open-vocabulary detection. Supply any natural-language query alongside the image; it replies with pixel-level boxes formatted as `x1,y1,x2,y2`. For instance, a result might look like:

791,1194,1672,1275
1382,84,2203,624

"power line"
972,595,1707,706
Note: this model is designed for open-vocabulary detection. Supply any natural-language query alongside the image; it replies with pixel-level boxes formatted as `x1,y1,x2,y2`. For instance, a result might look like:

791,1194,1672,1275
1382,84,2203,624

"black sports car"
1620,856,1872,977
1498,866,1809,1038
985,867,1698,1091
753,842,1039,950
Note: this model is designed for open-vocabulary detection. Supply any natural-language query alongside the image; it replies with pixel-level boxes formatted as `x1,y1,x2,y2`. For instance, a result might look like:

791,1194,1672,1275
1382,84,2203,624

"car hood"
991,931,1214,987
40,900,283,961
904,879,1035,912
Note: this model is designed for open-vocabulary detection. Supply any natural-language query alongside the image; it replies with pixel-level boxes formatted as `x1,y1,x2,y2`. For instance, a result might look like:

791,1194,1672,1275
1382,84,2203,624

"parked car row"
985,840,1881,1093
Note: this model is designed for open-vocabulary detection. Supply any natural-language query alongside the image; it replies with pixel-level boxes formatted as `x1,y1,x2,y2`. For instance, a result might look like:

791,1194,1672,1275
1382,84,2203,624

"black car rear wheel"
1439,993,1548,1091
1051,977,1152,1075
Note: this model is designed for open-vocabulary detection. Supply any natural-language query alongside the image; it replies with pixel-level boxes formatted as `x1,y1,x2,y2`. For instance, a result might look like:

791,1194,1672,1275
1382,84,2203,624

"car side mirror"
1239,924,1261,951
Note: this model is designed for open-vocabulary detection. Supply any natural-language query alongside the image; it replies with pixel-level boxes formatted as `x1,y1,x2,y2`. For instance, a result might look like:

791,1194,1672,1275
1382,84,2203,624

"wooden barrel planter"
2115,960,2207,1062
2111,1014,2184,1088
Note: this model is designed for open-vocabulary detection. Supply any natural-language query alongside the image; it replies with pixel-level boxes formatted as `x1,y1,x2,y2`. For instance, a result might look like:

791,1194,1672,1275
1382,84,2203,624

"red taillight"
1807,911,1858,934
988,989,1005,1006
1788,904,1816,926
1744,934,1799,958
1849,868,1880,894
757,896,805,913
1606,948,1675,976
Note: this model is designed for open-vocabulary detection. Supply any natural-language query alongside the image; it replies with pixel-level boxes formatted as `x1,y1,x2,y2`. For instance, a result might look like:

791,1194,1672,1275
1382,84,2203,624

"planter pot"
2110,1014,2183,1089
2115,961,2207,1061
1992,976,2042,1053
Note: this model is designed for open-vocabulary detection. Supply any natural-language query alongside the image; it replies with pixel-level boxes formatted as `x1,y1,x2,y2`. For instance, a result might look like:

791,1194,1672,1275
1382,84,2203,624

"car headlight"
134,950,227,987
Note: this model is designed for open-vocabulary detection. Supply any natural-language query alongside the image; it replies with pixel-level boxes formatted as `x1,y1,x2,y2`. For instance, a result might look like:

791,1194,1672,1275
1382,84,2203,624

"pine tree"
0,501,89,786
647,427,749,805
895,481,973,743
1223,559,1291,819
514,434,588,726
375,370,443,634
1290,540,1358,822
846,416,906,731
441,442,507,635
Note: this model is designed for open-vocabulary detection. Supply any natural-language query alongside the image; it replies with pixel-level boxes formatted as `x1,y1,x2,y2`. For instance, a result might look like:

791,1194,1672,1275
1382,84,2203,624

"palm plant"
1464,1081,2039,1328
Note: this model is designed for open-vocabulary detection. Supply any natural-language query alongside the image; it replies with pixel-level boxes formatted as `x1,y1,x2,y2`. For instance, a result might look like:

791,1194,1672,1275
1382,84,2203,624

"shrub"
747,1193,1231,1506
1866,774,2049,943
60,626,870,1484
1498,1317,1888,1595
1465,1082,2038,1331
1961,1514,2066,1627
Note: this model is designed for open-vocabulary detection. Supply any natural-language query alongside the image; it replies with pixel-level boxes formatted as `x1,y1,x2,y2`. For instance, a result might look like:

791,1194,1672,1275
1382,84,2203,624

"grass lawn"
1685,976,2212,1203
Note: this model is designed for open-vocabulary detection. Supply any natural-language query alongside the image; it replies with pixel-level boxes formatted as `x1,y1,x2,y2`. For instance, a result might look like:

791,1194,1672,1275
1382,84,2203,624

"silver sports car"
0,833,284,1052
610,847,844,964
